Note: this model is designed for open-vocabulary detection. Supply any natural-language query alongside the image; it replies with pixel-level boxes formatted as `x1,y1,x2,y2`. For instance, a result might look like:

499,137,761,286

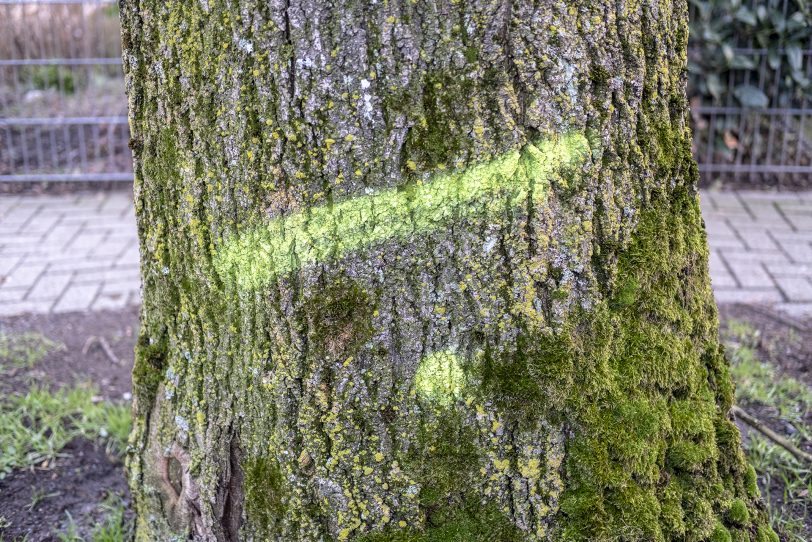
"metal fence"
1,0,812,186
0,0,130,183
688,0,812,187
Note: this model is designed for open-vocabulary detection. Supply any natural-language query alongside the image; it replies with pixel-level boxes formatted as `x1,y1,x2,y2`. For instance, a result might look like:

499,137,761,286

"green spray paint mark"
414,350,467,405
215,132,590,289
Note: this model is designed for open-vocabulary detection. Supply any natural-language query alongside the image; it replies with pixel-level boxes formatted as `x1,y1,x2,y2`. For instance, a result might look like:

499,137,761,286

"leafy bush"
689,0,812,107
20,65,77,94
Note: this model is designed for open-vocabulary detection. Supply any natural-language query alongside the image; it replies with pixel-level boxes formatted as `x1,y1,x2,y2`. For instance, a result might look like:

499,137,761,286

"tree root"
731,405,812,464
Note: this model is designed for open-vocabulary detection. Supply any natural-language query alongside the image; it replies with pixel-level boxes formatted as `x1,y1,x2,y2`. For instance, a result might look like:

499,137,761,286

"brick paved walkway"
702,190,812,319
0,192,139,317
0,190,811,318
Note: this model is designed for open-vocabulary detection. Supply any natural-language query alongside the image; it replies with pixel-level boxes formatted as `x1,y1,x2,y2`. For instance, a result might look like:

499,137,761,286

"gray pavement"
0,192,139,317
702,190,812,319
0,189,811,319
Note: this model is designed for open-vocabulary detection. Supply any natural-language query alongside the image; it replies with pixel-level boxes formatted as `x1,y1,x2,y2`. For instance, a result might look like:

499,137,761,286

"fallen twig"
731,405,812,464
81,335,120,365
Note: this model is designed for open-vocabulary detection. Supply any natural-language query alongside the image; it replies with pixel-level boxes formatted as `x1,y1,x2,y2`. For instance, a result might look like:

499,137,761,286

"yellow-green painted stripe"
215,132,590,289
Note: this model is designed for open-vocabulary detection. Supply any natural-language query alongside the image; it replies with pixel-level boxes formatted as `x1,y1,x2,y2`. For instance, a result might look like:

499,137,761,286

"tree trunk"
120,1,776,540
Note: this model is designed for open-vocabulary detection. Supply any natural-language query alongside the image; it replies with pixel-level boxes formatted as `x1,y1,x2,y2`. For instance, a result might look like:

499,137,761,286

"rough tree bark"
120,1,777,540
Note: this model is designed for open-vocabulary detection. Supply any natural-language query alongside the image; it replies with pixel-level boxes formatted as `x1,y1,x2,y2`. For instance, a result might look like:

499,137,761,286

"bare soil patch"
0,307,138,399
0,439,130,542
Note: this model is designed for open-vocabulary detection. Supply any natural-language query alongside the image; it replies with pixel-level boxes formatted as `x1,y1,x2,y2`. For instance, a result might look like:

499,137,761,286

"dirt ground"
0,307,138,400
0,439,130,542
0,304,809,541
0,308,138,542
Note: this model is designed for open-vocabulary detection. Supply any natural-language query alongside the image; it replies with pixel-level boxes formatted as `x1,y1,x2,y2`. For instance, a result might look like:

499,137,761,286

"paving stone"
735,190,801,202
99,194,134,214
26,271,74,302
73,266,140,284
48,259,111,273
0,254,21,278
765,262,812,277
710,273,738,288
726,216,794,232
21,210,62,235
0,233,49,248
0,196,20,214
777,202,812,213
65,231,108,253
743,203,791,226
0,300,48,317
90,240,129,258
92,291,131,311
703,218,737,238
722,259,775,288
712,288,784,304
740,231,779,251
774,277,812,302
41,222,82,244
707,192,748,213
708,250,729,274
706,236,745,249
2,205,40,225
117,247,140,266
0,287,29,303
52,283,100,313
783,213,812,231
774,240,812,263
770,230,812,242
720,249,789,265
2,262,46,290
0,225,24,237
7,248,86,263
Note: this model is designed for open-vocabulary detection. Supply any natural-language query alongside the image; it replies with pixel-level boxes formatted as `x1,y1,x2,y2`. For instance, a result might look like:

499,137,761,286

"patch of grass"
26,488,61,512
722,319,812,541
57,514,82,542
729,346,812,419
0,332,62,376
87,495,133,542
55,496,132,542
747,434,812,541
0,384,131,478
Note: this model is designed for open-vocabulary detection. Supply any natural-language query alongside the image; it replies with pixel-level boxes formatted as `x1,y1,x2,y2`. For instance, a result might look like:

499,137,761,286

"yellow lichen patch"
413,350,466,405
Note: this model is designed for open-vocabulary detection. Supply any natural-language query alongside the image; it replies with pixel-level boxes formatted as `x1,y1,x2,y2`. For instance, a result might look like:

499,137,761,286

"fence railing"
689,45,812,186
2,0,812,186
0,0,130,183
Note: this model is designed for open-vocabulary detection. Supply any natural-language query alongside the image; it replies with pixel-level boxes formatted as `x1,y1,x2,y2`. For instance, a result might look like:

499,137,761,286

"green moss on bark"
472,181,773,540
357,498,521,542
243,455,288,535
132,329,168,418
299,278,376,360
